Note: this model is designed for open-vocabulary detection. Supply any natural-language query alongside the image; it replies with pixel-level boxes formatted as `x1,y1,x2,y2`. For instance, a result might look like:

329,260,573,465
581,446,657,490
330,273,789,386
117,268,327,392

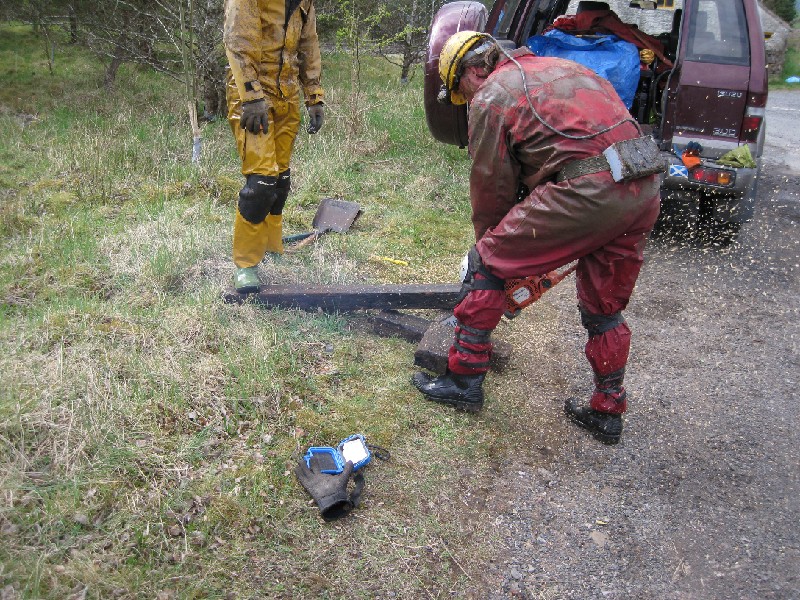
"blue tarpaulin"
527,30,640,108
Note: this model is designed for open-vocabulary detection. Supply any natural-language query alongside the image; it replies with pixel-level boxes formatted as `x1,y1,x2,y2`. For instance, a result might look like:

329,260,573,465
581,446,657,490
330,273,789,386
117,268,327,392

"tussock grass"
0,23,573,599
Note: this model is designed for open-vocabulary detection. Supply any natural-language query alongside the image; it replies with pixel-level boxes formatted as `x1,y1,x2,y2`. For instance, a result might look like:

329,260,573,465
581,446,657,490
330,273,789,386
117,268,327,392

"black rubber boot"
412,371,485,413
564,398,623,445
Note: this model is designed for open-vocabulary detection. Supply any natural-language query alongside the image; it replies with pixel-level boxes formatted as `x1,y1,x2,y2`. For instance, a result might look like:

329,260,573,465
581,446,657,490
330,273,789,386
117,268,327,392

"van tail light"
690,167,735,187
741,93,767,143
741,112,763,142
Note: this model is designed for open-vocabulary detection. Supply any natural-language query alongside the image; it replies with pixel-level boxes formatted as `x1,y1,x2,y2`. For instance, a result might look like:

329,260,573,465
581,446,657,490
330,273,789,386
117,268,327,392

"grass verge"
0,23,574,599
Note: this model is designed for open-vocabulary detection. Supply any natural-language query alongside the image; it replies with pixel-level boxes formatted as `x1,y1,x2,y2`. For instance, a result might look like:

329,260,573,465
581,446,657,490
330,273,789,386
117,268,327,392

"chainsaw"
504,264,577,318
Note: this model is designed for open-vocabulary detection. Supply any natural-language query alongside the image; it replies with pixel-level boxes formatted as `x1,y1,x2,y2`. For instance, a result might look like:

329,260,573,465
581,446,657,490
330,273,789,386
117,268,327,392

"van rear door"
660,0,761,158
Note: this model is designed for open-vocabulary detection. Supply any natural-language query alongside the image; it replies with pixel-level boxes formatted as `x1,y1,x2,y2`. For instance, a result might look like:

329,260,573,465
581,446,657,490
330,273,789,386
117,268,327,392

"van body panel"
667,61,751,152
658,0,766,224
662,0,763,146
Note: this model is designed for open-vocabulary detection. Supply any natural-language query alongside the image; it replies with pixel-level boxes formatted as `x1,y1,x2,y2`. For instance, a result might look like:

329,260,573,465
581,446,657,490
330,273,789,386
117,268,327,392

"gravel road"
476,91,800,599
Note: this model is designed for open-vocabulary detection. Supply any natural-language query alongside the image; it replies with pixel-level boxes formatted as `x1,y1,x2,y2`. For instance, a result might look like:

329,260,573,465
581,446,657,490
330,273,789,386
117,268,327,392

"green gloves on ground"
241,99,269,134
307,103,325,134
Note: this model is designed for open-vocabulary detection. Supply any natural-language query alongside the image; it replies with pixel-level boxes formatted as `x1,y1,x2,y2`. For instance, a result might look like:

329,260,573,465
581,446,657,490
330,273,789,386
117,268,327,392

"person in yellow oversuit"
223,0,325,293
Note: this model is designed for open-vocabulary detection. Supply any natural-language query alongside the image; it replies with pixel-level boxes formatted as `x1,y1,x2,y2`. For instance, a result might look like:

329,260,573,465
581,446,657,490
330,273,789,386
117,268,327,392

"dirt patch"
456,160,800,598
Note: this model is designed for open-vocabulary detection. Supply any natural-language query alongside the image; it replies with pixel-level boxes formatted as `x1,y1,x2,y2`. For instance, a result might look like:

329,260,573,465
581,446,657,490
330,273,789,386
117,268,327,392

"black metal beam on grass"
223,284,461,312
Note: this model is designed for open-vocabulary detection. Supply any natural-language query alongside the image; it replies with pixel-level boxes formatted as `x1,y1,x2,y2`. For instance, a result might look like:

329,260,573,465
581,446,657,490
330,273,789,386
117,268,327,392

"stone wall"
760,5,791,75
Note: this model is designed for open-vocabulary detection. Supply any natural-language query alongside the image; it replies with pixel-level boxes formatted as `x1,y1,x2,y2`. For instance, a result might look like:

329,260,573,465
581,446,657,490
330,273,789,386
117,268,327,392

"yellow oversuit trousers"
226,71,301,267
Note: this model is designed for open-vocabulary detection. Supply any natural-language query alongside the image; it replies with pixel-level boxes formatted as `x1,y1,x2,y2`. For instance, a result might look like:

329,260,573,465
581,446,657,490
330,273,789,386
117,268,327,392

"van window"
686,0,750,65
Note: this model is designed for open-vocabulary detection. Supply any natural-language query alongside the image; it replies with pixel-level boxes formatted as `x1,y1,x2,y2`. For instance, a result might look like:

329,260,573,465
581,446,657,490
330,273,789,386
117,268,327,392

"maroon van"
424,0,768,244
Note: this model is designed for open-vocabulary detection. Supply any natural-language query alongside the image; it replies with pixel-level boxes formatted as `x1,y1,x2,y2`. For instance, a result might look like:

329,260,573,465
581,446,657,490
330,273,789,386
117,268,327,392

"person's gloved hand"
295,455,355,520
241,98,269,134
685,141,703,154
681,141,702,169
306,103,325,134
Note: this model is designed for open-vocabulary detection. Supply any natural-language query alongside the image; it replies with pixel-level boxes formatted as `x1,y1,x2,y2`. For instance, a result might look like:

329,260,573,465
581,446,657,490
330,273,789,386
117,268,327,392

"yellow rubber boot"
233,210,270,267
265,214,284,255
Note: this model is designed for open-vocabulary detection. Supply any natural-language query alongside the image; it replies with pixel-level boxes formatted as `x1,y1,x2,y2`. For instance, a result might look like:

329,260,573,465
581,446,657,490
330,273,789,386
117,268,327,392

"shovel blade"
311,198,362,234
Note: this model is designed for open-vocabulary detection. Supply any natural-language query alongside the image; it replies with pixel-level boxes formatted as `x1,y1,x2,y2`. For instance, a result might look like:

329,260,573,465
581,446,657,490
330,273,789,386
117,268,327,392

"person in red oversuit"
412,31,662,444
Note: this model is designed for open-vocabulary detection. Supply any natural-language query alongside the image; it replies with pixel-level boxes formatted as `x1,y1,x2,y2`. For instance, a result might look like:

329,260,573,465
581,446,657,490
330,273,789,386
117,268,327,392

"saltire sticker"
669,165,689,178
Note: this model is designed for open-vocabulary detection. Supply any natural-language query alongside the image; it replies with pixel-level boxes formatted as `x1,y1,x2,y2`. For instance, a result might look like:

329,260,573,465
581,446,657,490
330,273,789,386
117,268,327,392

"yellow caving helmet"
438,30,492,105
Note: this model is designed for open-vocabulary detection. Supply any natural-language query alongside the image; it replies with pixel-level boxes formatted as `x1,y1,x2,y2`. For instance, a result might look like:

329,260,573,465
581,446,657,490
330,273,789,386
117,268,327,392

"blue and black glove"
685,141,703,154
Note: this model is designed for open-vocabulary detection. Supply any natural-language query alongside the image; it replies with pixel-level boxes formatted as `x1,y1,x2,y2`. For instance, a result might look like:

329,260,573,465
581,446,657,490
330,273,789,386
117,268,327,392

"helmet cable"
484,34,638,140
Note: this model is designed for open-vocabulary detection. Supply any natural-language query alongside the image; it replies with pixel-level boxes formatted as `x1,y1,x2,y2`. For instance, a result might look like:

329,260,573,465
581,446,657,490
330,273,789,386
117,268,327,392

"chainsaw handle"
551,264,577,285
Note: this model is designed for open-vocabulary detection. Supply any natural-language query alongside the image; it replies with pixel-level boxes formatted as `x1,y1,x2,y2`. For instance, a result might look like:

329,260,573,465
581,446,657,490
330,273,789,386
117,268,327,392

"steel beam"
223,284,461,312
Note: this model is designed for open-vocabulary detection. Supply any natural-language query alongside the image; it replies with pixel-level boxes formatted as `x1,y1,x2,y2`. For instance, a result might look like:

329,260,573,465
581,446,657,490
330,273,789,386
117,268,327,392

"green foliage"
782,33,800,77
771,29,800,87
764,0,797,23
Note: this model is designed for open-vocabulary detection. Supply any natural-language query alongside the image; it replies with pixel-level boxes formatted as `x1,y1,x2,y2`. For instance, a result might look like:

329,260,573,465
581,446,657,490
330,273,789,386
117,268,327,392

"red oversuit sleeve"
467,93,522,241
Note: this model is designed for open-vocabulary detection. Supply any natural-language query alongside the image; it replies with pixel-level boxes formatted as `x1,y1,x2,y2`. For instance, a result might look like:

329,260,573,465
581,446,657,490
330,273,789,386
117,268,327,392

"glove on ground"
295,455,355,520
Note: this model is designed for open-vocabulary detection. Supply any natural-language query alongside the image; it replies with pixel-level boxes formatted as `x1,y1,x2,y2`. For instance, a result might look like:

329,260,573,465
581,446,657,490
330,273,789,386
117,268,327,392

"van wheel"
697,196,741,247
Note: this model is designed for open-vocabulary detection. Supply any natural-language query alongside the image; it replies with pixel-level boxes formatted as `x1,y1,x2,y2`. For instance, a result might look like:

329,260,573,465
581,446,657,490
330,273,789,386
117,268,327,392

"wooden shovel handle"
287,230,320,252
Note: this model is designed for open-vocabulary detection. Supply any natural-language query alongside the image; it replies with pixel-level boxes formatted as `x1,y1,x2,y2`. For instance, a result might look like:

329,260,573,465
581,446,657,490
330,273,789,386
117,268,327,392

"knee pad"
270,169,291,215
238,174,278,223
579,305,626,337
455,246,505,305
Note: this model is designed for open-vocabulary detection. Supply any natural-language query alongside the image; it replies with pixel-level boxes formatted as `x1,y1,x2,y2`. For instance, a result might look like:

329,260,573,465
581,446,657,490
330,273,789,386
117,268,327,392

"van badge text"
717,90,743,98
712,128,737,137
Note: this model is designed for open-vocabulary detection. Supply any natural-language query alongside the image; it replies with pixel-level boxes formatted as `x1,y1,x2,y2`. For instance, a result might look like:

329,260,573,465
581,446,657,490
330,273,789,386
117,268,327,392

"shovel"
282,198,362,250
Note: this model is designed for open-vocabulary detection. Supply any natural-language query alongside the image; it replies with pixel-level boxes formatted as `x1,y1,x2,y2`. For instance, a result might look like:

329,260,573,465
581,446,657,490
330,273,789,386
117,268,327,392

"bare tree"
372,0,432,83
194,0,225,119
314,0,449,83
6,0,226,117
71,1,189,89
